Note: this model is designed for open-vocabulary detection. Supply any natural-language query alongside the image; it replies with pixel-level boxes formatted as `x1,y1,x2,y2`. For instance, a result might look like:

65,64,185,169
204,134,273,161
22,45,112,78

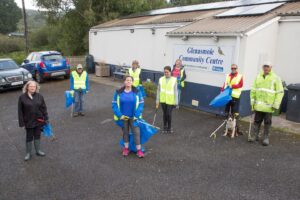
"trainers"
122,148,129,156
79,112,85,116
136,150,144,158
73,113,79,117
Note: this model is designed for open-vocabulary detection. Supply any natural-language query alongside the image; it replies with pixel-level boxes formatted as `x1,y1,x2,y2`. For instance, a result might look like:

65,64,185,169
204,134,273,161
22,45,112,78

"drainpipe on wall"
234,35,241,65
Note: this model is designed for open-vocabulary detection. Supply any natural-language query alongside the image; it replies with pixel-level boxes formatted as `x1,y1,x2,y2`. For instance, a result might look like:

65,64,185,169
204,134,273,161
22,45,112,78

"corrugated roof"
92,9,225,29
92,1,300,33
167,1,300,35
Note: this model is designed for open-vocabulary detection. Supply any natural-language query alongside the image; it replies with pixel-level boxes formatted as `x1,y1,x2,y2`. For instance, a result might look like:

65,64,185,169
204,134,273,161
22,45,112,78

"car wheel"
35,71,44,83
64,75,70,79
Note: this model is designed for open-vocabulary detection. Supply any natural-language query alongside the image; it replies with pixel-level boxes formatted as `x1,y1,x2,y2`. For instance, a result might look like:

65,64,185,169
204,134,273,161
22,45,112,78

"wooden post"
21,0,29,54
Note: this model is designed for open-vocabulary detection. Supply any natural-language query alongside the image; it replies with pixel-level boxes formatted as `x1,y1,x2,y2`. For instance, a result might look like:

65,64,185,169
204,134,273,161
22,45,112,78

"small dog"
223,114,238,138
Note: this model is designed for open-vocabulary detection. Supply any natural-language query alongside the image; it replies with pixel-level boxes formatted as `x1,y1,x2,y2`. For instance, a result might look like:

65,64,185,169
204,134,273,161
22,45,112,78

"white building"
89,0,300,116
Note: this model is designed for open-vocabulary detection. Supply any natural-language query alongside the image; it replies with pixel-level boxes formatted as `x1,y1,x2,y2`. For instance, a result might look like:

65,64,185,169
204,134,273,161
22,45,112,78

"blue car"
21,51,71,83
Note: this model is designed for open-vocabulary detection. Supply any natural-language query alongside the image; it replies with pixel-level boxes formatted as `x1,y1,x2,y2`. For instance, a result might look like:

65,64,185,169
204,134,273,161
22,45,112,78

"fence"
66,56,85,69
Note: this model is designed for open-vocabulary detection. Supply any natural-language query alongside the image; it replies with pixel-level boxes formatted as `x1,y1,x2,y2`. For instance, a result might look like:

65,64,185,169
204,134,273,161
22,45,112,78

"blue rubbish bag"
42,123,53,137
209,87,232,108
119,119,158,152
65,90,74,108
138,85,146,98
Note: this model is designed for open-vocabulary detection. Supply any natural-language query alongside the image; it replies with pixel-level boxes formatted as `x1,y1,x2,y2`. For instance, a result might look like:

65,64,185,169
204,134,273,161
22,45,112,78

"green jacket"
250,71,284,113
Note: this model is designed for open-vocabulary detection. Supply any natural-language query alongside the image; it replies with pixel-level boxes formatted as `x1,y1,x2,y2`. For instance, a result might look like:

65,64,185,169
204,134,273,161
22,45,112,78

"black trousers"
26,126,41,142
161,103,174,130
225,97,240,115
253,111,272,135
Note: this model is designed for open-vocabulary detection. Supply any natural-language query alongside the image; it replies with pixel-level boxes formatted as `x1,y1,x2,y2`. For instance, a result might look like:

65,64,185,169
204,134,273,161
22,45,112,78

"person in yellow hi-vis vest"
248,62,284,146
70,64,89,117
156,66,178,134
128,60,142,88
221,64,244,134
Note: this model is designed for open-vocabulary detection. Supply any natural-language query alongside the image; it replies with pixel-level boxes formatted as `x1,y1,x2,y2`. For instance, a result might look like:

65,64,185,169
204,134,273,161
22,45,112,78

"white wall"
89,25,180,70
275,18,300,85
241,18,280,90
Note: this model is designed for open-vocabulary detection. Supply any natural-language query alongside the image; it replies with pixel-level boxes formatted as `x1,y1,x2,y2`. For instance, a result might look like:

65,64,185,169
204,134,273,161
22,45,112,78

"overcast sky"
15,0,39,10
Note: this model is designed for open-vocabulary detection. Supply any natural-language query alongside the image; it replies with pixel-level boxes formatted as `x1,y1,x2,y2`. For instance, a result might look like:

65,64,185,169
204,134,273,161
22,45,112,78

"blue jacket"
112,86,144,127
70,71,89,93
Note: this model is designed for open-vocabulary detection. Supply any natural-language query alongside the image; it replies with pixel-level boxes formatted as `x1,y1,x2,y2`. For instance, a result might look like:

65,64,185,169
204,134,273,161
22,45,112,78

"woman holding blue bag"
18,81,49,161
112,76,145,158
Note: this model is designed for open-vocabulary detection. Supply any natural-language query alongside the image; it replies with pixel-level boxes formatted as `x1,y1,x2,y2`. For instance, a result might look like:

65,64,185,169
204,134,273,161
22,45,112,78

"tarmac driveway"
0,79,299,200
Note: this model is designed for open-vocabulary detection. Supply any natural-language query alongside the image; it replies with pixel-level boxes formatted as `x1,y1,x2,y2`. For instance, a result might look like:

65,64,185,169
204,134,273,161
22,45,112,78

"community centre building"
89,0,300,116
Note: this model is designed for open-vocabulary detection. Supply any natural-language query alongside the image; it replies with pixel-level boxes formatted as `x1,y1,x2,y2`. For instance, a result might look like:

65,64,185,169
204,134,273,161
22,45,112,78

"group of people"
17,58,283,161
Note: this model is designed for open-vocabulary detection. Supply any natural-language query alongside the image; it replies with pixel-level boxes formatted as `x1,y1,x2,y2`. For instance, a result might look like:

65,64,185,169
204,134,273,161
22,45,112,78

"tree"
33,0,167,55
0,0,22,34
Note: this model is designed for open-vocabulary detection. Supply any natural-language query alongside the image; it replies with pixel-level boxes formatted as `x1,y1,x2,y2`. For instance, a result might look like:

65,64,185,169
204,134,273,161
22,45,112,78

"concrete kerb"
89,74,300,135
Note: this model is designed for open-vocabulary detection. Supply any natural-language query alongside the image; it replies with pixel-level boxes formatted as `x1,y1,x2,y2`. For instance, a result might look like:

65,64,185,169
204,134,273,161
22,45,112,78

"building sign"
173,44,234,73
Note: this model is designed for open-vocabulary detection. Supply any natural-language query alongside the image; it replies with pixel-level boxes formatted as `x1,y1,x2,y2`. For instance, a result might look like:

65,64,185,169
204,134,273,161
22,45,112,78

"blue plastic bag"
42,123,53,137
65,90,74,108
119,119,158,152
209,87,232,107
138,85,146,98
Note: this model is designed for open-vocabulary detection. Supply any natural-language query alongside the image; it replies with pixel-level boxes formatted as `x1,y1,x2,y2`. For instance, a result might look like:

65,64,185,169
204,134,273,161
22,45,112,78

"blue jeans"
178,87,182,104
74,91,84,113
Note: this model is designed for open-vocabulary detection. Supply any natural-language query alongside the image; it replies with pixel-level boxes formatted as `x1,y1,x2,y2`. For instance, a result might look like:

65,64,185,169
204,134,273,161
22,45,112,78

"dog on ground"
223,113,238,138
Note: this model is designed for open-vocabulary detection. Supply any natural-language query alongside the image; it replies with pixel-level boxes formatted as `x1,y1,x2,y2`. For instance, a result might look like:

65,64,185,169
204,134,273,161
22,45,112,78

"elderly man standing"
70,64,89,117
248,62,284,146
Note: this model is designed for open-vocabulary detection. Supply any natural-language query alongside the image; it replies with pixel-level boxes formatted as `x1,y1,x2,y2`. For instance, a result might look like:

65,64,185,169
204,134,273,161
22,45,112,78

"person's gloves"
120,115,129,120
156,103,159,109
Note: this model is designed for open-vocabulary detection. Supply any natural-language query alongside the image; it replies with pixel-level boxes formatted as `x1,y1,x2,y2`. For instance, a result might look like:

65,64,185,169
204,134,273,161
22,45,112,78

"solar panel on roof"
125,0,292,18
215,2,285,17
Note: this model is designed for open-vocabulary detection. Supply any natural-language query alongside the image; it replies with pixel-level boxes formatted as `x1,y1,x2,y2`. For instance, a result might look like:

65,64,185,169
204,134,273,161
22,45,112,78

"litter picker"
210,120,227,140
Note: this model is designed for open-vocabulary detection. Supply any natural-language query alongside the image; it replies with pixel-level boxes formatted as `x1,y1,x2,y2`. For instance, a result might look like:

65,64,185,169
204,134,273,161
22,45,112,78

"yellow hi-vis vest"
129,68,141,87
180,68,185,88
250,71,284,113
72,71,87,90
113,94,140,121
159,76,177,105
224,73,243,98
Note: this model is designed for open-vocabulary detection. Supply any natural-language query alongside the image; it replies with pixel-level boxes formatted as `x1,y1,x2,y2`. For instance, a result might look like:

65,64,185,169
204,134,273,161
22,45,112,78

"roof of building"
91,1,300,35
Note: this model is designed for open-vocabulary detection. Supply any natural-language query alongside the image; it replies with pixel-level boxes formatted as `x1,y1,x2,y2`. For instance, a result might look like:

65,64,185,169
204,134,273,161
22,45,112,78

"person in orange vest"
221,64,244,134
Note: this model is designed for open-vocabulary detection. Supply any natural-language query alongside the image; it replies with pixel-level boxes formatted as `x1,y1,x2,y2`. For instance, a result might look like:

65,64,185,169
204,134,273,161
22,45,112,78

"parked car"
0,58,32,91
21,51,71,83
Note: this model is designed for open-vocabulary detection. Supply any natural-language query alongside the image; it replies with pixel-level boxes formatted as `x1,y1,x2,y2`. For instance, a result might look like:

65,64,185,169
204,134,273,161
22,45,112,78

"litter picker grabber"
247,113,254,141
152,108,158,126
210,120,227,140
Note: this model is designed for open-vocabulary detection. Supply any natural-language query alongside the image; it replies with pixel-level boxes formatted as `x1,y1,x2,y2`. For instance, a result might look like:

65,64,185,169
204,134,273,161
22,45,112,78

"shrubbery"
0,34,24,54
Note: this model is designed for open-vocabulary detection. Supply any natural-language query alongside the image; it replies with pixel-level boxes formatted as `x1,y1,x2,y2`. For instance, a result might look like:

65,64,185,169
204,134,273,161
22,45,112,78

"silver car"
0,58,32,91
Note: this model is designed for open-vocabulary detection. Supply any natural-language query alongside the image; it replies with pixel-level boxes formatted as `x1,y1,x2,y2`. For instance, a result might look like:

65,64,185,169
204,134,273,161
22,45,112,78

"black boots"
34,140,46,156
24,142,32,161
248,123,260,142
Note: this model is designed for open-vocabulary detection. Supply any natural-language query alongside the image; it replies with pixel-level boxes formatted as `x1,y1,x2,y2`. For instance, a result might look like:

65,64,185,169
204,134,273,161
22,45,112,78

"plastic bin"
286,83,300,122
86,54,95,73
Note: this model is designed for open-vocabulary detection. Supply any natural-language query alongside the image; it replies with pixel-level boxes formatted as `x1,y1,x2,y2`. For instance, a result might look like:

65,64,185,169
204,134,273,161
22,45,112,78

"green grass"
0,51,27,65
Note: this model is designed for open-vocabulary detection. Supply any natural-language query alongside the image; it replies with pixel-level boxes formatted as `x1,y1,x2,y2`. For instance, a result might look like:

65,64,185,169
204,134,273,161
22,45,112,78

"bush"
30,27,49,48
143,81,157,98
0,34,24,54
0,51,27,65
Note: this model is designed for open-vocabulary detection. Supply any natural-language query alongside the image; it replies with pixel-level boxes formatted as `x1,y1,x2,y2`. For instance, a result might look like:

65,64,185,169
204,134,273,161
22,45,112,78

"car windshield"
43,54,63,61
0,60,19,70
